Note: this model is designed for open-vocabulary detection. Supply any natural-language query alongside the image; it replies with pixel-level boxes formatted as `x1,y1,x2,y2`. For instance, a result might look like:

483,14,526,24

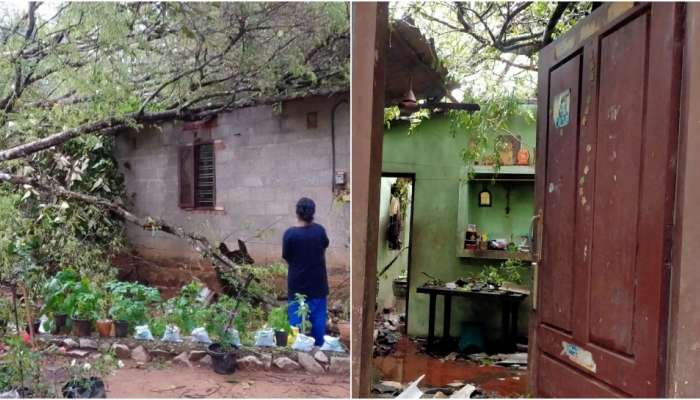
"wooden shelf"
459,248,533,262
467,165,535,181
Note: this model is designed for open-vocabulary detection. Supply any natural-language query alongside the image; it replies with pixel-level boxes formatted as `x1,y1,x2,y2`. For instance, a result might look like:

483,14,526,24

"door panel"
531,3,682,397
589,13,648,356
540,54,581,334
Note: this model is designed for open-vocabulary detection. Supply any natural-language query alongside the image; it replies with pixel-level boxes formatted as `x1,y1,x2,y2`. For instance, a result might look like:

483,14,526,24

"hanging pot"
207,343,237,374
53,313,68,334
72,318,92,337
113,320,129,338
95,320,113,338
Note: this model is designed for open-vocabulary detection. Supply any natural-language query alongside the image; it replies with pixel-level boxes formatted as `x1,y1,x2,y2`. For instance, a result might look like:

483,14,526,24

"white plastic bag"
191,327,211,344
319,335,345,352
254,328,276,347
134,325,154,341
161,324,182,342
228,328,242,348
291,333,315,352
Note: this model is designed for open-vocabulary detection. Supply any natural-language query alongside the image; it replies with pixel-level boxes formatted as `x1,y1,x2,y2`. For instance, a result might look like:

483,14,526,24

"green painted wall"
380,109,536,348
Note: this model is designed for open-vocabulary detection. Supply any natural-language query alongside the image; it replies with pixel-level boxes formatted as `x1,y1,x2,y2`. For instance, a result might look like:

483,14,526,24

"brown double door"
531,3,683,397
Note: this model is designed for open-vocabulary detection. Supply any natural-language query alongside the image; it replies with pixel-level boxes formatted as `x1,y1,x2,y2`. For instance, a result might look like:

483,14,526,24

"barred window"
179,142,216,209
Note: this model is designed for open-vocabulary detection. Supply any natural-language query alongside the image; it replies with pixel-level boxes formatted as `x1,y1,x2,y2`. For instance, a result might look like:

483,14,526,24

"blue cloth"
282,223,329,299
288,297,327,346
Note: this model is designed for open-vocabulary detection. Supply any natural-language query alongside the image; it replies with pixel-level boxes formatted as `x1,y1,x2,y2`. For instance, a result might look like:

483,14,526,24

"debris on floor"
373,336,528,398
374,309,405,357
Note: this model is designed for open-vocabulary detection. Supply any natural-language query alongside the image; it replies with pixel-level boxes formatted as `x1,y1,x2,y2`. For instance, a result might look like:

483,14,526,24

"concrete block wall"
113,94,350,274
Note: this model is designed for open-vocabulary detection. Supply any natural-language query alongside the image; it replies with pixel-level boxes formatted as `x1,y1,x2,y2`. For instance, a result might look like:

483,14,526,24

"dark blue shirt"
283,223,329,300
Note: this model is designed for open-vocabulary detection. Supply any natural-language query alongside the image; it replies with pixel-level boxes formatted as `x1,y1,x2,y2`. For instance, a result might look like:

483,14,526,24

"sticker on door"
561,341,597,373
553,89,571,128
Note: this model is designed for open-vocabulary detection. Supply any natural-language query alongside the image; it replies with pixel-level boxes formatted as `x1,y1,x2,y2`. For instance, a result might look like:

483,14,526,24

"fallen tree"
0,2,349,292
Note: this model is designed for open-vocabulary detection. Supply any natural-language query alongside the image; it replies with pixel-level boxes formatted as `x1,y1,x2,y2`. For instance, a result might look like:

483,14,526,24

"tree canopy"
393,2,592,98
0,2,349,287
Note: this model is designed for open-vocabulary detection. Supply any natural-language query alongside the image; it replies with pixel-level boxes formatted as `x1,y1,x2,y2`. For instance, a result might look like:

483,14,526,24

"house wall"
381,111,535,347
113,94,350,291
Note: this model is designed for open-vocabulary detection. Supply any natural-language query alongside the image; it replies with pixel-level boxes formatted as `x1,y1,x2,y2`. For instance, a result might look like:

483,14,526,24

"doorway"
375,174,415,332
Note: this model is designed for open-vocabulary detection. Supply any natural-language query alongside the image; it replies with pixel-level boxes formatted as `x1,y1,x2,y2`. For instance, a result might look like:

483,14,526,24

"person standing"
283,197,329,346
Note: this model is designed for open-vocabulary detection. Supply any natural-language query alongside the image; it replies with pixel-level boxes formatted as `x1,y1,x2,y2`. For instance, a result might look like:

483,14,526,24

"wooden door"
530,3,683,397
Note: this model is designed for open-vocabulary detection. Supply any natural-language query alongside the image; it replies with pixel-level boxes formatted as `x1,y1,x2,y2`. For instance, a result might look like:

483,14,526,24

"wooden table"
416,285,528,353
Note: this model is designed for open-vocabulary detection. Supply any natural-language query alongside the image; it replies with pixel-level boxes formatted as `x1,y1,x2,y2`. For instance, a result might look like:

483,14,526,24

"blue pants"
288,297,327,346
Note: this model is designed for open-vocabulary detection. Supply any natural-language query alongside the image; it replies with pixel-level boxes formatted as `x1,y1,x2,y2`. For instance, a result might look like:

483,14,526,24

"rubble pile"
373,310,405,357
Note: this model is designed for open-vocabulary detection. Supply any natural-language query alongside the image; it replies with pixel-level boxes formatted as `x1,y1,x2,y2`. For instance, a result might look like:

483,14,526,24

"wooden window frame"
179,140,222,211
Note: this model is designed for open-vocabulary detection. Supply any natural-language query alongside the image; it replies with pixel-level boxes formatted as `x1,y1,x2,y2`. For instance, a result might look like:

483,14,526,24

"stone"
314,350,329,364
273,356,300,371
328,356,350,374
62,338,78,348
150,349,172,359
66,349,90,358
98,342,111,353
297,352,325,374
111,343,131,360
198,355,213,366
237,355,264,371
261,354,272,370
188,350,207,362
43,344,60,355
78,338,98,350
131,345,150,363
173,352,192,368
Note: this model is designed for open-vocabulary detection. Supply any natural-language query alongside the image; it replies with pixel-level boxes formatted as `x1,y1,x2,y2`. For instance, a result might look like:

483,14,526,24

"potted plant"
61,355,116,398
204,294,240,374
267,305,290,347
71,282,99,337
0,336,44,397
94,297,112,338
106,281,160,338
43,269,81,334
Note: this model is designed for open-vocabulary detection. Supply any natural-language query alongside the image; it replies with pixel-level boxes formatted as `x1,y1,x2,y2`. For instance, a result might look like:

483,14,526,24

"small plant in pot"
71,287,99,337
204,295,242,375
0,336,46,397
42,269,80,334
106,281,161,338
61,354,116,398
267,305,291,347
94,297,112,338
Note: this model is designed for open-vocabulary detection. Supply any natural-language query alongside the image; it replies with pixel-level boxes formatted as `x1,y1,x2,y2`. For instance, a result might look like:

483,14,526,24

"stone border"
36,334,349,375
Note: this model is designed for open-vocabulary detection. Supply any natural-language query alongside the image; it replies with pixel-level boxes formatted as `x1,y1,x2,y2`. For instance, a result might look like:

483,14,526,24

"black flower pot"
274,330,288,347
53,313,68,334
62,377,106,398
114,320,129,338
207,343,237,374
72,318,92,337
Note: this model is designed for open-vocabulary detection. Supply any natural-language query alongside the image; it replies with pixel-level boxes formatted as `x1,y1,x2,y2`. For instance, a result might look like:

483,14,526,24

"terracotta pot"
337,322,350,346
96,319,113,337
